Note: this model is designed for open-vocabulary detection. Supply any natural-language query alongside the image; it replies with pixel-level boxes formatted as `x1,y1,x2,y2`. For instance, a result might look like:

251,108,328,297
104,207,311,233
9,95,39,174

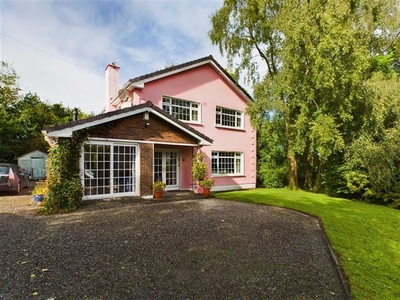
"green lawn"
214,188,400,300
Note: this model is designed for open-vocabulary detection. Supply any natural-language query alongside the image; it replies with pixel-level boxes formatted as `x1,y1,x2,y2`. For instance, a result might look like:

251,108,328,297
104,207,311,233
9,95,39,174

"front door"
154,150,179,191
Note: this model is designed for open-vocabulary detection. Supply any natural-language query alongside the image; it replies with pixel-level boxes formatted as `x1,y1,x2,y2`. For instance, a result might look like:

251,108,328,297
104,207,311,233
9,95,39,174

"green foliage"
0,61,20,107
344,130,400,208
192,152,208,182
258,164,287,188
153,180,166,191
42,132,87,214
199,177,215,189
371,52,396,76
31,182,48,196
210,0,400,204
339,71,400,207
215,189,400,300
0,61,92,162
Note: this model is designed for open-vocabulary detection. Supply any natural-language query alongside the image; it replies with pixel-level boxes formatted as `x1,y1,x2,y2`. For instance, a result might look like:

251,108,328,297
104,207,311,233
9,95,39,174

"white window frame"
215,106,244,129
81,140,139,199
162,96,201,123
211,151,244,176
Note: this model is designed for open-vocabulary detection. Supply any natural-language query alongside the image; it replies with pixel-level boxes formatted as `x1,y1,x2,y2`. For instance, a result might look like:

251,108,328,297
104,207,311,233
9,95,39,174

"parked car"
0,163,30,194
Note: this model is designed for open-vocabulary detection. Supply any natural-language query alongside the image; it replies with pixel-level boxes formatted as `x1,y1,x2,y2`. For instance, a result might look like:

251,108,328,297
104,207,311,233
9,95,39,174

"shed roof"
18,150,48,159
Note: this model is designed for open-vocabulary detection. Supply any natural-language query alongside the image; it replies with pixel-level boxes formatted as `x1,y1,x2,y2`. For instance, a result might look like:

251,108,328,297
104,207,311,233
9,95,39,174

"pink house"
44,56,256,199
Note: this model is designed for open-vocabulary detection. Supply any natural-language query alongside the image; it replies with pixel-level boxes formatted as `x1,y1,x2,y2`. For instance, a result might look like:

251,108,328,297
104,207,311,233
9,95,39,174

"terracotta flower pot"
202,187,211,197
154,190,163,199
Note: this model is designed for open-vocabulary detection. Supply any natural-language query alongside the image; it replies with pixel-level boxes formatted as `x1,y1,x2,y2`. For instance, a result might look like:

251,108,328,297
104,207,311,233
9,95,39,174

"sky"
0,0,232,114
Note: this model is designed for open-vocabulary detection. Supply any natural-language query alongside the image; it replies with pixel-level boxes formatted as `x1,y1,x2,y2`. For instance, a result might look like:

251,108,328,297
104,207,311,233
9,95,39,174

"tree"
0,62,23,161
343,72,400,207
210,0,400,191
0,61,92,162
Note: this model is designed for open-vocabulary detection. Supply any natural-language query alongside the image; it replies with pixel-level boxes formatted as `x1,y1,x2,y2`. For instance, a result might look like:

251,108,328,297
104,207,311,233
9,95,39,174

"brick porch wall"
140,143,154,196
88,113,198,144
87,113,199,196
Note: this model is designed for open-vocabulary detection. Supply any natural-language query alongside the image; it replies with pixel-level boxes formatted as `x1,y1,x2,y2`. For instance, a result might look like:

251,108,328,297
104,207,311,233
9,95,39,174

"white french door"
154,150,179,191
82,142,138,198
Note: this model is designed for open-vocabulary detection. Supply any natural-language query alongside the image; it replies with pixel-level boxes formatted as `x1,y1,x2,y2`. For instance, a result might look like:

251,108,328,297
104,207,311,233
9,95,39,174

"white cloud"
1,0,246,115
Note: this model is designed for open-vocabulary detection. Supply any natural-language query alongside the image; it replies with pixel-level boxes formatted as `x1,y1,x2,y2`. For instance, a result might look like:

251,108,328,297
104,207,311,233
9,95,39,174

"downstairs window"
211,151,243,175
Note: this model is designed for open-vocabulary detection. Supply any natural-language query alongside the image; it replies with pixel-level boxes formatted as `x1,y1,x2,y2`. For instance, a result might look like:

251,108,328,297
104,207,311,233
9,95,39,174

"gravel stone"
0,198,350,299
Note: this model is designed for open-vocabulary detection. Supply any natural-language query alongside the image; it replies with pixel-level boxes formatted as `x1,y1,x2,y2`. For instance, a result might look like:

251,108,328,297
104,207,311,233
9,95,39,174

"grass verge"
214,188,400,300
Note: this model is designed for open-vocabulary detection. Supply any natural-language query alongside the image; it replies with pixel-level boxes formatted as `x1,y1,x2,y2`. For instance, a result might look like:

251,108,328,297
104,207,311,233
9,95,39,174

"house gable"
112,55,252,110
133,64,249,110
88,113,199,145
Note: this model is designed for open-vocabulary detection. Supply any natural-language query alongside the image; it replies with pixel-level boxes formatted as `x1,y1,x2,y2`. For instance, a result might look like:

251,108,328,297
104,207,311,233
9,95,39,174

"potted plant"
31,184,47,206
192,152,208,194
192,152,207,181
199,177,214,197
153,180,166,199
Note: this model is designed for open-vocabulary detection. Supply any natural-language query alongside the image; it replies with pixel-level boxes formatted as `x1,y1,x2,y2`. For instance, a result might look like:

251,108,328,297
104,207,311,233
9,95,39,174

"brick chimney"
105,62,120,112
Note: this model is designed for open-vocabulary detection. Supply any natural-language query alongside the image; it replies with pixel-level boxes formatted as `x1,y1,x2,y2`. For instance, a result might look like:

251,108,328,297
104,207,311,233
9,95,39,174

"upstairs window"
162,96,200,123
216,107,243,129
212,151,243,175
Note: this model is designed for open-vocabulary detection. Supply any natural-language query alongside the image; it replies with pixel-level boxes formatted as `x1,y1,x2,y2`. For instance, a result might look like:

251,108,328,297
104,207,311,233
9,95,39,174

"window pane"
191,110,198,121
211,151,242,175
215,107,243,128
83,143,136,196
162,96,200,122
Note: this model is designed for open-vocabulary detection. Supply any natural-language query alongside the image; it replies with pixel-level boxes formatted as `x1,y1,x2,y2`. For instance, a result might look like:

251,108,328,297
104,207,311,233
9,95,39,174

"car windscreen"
0,166,10,174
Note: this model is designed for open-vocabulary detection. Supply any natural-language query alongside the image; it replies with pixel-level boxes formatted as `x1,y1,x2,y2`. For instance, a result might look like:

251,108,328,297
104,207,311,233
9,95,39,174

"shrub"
192,152,208,182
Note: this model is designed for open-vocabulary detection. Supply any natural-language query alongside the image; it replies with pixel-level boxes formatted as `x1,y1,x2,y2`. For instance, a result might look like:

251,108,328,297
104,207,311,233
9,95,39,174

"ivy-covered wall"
42,131,86,214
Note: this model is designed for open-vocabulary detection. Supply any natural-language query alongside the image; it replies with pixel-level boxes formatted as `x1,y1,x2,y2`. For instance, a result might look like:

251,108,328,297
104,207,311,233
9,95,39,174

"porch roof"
43,101,213,146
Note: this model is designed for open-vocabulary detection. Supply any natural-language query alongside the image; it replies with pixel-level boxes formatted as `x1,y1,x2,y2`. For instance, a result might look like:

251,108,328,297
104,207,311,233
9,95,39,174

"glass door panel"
113,145,137,194
154,150,179,190
84,144,111,196
165,152,178,186
83,143,137,196
154,151,163,182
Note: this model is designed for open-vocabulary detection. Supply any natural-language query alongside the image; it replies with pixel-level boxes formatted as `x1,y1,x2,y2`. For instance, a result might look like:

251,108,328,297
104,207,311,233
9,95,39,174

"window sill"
182,121,203,126
211,174,245,178
215,125,245,131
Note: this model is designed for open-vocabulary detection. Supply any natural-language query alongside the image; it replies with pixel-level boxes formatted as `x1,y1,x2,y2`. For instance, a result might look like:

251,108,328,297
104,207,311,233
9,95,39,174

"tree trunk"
287,153,298,189
313,161,324,192
304,149,314,190
285,116,299,189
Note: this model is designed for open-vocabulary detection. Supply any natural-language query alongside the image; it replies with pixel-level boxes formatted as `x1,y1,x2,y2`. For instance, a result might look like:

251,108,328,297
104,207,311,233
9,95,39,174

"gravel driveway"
0,198,349,299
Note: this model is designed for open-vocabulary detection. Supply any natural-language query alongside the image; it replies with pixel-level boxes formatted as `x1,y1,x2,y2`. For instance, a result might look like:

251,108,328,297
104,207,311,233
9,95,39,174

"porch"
81,190,212,211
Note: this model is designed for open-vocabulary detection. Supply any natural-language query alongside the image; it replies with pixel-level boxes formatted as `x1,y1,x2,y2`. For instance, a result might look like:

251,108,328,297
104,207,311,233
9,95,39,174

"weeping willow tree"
210,0,400,193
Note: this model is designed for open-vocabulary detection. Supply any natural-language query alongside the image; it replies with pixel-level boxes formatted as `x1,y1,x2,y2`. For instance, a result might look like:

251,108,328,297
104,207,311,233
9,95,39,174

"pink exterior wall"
134,64,256,191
